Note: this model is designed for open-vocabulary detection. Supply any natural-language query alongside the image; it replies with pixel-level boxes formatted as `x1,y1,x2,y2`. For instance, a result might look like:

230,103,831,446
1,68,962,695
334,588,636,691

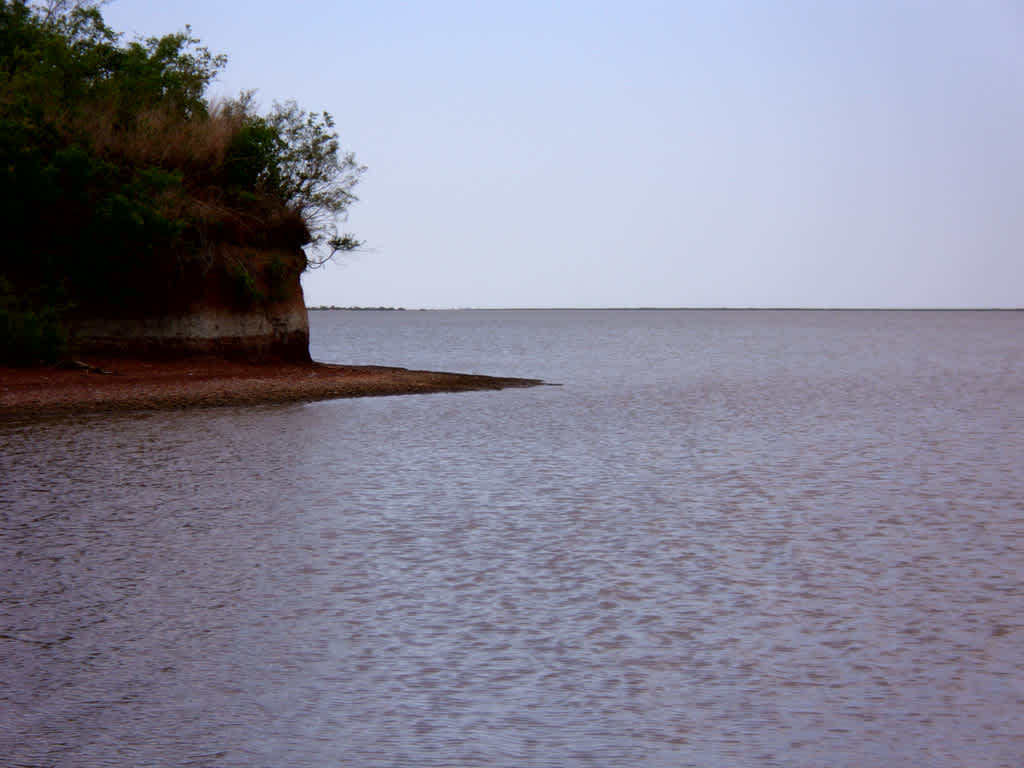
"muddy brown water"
2,310,1022,767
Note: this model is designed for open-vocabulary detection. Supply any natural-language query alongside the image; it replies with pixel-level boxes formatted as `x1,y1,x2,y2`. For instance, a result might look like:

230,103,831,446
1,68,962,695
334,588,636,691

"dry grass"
65,100,246,183
56,99,308,247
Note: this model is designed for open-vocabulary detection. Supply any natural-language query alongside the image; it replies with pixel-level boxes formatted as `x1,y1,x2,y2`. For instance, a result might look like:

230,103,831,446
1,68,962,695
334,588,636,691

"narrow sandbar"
0,358,545,416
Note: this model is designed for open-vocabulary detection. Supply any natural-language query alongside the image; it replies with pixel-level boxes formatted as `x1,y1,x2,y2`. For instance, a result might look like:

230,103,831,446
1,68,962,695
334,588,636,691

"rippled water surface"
2,310,1023,767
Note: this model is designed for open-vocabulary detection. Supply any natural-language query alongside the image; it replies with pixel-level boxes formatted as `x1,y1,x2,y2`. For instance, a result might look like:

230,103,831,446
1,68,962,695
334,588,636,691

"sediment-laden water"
2,310,1022,767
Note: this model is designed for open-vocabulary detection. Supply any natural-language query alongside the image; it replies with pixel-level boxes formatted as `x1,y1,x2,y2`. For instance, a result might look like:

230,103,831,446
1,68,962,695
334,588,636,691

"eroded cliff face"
76,300,310,361
74,244,312,362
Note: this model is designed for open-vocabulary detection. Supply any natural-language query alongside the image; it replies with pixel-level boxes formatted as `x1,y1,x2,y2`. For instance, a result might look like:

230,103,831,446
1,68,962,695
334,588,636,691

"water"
2,310,1022,767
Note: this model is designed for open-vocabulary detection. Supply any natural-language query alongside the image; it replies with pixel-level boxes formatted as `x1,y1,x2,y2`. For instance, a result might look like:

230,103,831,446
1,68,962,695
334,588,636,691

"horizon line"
309,305,1023,312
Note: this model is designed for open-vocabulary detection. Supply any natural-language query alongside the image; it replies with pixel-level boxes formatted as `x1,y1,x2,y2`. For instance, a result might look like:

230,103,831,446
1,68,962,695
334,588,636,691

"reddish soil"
0,357,545,416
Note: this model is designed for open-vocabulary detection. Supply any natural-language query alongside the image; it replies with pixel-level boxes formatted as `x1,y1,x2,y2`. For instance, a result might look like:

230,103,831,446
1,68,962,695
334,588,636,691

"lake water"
2,309,1022,767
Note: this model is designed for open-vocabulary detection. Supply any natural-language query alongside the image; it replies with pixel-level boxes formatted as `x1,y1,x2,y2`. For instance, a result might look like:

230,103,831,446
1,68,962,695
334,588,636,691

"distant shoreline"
309,306,1023,312
309,306,407,311
0,358,544,417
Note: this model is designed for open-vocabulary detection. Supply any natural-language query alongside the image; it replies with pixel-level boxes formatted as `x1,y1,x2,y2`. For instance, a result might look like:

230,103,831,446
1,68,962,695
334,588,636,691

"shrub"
0,277,68,364
229,263,262,309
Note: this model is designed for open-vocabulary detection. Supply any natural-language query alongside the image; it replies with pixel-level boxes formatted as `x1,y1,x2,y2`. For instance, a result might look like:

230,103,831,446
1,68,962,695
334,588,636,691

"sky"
102,0,1023,308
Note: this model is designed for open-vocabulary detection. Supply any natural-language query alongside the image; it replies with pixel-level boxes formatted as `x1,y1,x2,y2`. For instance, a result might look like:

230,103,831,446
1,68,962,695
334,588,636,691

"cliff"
0,3,365,366
73,244,312,362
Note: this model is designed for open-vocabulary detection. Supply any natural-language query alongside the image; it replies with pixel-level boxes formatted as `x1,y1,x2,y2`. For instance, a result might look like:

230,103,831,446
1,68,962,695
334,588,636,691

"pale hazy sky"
103,0,1023,308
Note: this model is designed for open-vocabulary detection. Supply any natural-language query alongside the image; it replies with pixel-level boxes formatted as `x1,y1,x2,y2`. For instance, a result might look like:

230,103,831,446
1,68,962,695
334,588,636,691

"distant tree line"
309,306,407,311
0,0,364,362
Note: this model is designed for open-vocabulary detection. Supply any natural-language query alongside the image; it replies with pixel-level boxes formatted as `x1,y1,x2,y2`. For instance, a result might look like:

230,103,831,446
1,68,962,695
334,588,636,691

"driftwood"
57,359,117,375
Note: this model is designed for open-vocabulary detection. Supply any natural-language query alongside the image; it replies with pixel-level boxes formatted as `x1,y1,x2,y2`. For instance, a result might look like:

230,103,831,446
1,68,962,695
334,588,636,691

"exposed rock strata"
76,305,310,361
74,245,311,362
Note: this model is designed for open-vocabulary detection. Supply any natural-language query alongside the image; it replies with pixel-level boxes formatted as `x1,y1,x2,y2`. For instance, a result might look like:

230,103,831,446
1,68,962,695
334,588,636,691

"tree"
221,94,366,266
36,0,105,24
264,100,366,267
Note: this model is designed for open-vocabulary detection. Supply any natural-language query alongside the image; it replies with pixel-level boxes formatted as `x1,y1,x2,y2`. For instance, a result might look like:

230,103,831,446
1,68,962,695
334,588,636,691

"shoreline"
0,357,546,417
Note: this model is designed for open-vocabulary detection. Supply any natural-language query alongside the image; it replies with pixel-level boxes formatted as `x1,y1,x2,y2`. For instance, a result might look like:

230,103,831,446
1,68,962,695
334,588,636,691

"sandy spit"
0,357,546,416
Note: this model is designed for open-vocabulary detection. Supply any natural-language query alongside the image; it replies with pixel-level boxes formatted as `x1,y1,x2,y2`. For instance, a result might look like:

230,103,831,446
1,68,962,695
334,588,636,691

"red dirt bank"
0,358,544,416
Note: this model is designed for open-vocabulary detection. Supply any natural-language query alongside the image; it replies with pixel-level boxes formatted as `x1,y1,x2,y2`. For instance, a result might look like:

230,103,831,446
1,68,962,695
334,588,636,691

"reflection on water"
2,311,1023,767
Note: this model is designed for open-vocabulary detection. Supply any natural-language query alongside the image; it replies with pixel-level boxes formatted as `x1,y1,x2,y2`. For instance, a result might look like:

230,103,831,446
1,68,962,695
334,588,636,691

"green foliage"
0,276,68,363
1,1,222,121
109,27,225,119
229,263,262,309
266,101,365,266
221,97,366,266
0,0,364,362
1,1,217,299
224,115,280,191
